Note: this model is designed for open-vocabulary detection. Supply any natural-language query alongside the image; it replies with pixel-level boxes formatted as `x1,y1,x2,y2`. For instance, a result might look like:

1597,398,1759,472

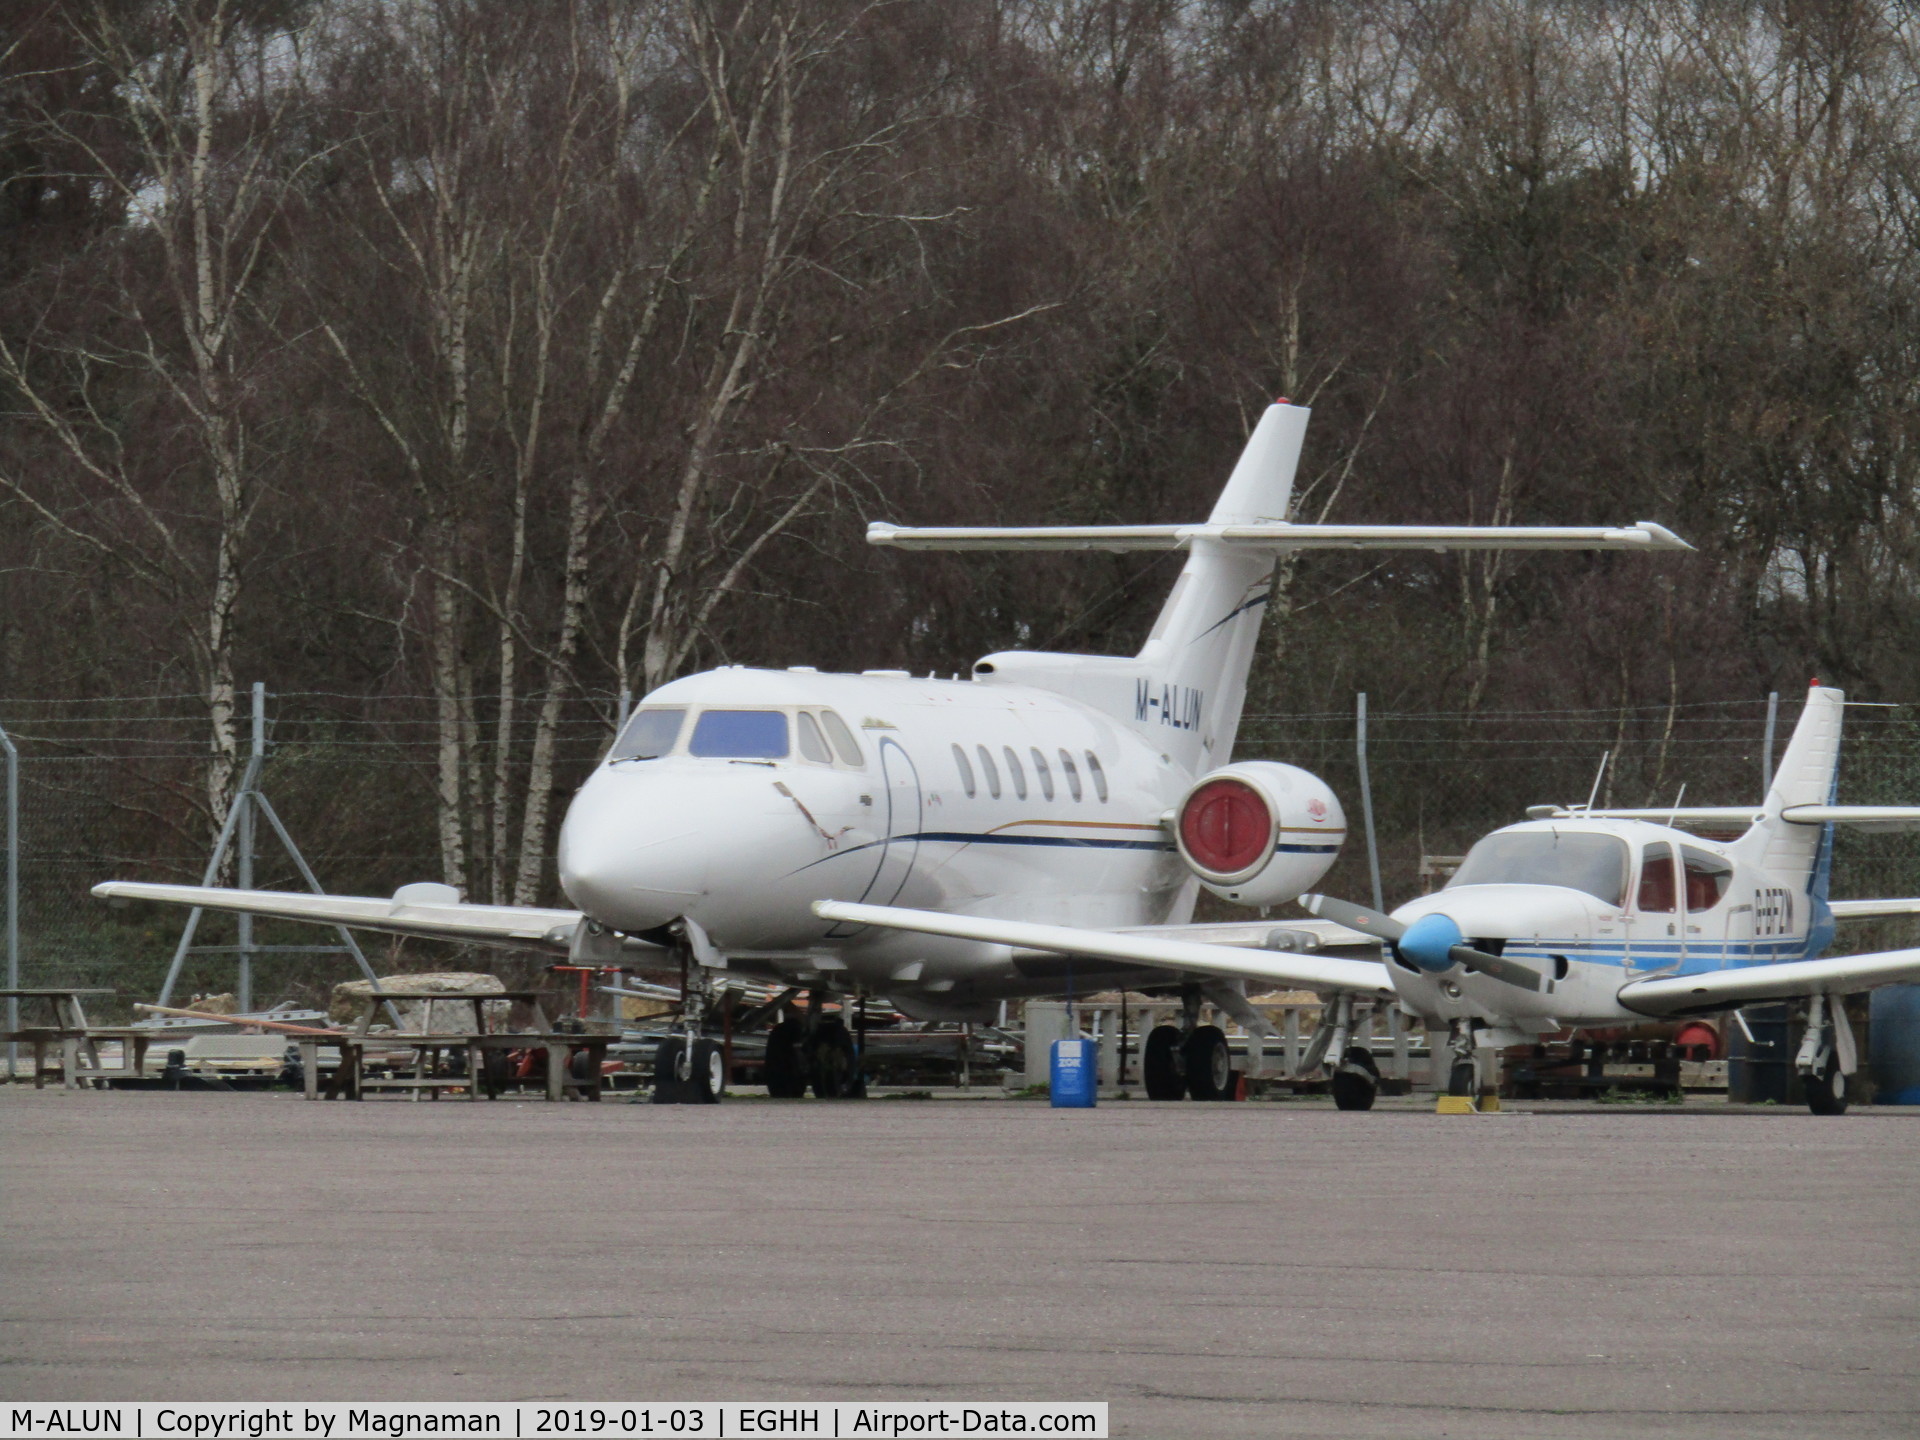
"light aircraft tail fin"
866,400,1691,775
1738,684,1845,883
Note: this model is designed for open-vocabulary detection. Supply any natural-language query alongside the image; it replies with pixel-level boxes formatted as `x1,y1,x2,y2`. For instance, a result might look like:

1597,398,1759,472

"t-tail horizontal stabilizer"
866,520,1693,553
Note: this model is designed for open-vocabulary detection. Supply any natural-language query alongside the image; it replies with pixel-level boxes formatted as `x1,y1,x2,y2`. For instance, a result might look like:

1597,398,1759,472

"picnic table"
300,989,610,1102
1,988,151,1090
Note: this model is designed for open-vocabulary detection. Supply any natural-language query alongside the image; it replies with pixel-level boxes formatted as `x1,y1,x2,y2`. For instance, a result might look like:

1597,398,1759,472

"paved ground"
2,1089,1916,1438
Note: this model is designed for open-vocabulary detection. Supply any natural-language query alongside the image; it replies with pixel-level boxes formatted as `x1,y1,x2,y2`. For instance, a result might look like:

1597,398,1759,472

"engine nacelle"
1173,761,1346,908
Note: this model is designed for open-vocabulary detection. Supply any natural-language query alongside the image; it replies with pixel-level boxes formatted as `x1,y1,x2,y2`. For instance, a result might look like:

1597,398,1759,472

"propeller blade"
1450,945,1543,992
1301,894,1406,942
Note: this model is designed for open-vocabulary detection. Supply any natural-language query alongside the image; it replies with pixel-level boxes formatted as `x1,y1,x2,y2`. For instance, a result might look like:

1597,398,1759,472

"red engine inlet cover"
1179,778,1273,877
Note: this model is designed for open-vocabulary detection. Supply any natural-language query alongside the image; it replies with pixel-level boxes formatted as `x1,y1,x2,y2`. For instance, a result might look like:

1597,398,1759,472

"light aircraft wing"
1526,803,1920,832
868,521,1691,554
813,901,1395,996
90,881,623,956
1617,948,1920,1016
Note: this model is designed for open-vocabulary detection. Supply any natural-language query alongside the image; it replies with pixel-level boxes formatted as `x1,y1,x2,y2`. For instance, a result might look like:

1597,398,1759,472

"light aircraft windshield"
689,709,790,759
609,707,686,761
1447,829,1628,905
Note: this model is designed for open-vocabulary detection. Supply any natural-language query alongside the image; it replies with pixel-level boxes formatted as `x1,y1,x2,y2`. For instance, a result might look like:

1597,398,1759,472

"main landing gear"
1142,987,1233,1101
1797,993,1852,1116
762,1008,865,1099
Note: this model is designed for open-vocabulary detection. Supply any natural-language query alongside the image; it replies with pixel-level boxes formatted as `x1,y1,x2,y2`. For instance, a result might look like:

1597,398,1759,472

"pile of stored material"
330,972,509,1031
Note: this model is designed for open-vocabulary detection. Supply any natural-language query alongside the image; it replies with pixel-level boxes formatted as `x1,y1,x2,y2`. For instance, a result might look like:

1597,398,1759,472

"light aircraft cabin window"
1636,843,1677,913
688,709,789,759
952,743,976,798
1059,749,1083,802
796,711,832,764
1682,848,1733,911
1031,748,1054,800
609,707,685,762
1446,830,1629,907
1003,747,1027,799
976,745,1002,799
821,709,863,767
1085,751,1108,802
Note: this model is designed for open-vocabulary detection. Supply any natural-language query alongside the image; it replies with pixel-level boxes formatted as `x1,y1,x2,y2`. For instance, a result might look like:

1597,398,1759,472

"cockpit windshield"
689,709,789,759
1446,829,1629,906
608,707,685,762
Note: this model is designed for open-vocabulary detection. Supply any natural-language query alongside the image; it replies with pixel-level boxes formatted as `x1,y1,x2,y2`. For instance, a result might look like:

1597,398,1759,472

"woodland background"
6,1,1920,997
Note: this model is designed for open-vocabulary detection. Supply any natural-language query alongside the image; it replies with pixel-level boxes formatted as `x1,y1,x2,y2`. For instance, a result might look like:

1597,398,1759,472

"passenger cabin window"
609,707,685,761
976,745,1001,799
1637,843,1677,913
1682,848,1733,911
952,743,976,798
1085,751,1108,802
796,712,832,763
1003,747,1027,800
821,710,864,767
1059,749,1082,802
689,709,788,759
1031,748,1054,800
1447,830,1629,906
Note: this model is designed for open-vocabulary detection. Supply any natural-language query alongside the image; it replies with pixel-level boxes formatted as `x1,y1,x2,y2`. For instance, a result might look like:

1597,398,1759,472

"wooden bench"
1,989,149,1089
301,989,610,1102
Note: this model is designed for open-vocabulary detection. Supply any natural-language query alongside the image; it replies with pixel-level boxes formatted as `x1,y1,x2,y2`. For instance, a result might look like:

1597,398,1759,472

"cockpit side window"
1637,843,1677,913
609,707,685,762
821,710,864,767
1446,829,1628,906
689,709,789,759
976,744,1001,799
1682,848,1733,911
796,712,832,763
1030,748,1054,800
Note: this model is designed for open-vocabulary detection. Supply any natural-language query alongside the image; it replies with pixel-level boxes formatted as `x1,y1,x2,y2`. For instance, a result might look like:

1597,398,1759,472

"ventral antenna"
1579,751,1612,814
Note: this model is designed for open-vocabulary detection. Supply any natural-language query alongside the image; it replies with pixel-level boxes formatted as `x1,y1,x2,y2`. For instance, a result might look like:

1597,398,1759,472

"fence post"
1762,690,1779,795
1,720,16,1079
235,682,265,1014
1356,693,1385,913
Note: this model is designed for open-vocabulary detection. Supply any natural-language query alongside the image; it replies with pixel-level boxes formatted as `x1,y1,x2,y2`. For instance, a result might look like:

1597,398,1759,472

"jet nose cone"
557,772,711,931
1398,912,1464,973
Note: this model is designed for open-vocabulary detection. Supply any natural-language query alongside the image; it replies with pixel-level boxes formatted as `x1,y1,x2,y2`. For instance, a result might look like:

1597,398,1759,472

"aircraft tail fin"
1734,685,1845,904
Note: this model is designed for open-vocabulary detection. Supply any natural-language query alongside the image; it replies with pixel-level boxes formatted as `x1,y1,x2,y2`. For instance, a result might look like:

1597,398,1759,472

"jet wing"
91,881,622,956
813,901,1395,996
1617,948,1920,1016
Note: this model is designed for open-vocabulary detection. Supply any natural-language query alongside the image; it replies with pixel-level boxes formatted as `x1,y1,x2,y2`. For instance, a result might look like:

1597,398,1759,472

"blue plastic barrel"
1049,1038,1097,1108
1869,985,1920,1104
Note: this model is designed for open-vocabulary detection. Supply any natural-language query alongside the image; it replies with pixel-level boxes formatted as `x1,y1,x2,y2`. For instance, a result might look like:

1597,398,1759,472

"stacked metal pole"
1,720,16,1078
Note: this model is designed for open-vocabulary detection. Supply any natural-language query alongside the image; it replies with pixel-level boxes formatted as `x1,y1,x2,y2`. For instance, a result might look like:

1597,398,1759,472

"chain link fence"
7,691,1920,1020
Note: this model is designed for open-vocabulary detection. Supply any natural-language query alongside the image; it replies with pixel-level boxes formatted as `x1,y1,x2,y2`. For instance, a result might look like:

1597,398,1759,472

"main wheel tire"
686,1038,725,1104
1182,1025,1232,1101
808,1018,859,1099
1142,1024,1185,1100
1447,1059,1476,1097
1804,1053,1849,1115
652,1036,687,1104
1332,1045,1379,1111
763,1018,808,1098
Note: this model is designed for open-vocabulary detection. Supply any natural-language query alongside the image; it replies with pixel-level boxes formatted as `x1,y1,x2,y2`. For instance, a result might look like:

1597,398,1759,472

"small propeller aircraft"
95,399,1690,1102
827,683,1920,1114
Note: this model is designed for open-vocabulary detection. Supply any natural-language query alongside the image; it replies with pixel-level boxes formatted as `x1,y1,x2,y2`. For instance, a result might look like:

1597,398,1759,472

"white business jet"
830,682,1920,1114
96,400,1689,1102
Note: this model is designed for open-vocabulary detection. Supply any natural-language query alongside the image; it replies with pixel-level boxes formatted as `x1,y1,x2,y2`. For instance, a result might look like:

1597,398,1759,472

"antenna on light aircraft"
1667,784,1688,827
1580,751,1611,814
